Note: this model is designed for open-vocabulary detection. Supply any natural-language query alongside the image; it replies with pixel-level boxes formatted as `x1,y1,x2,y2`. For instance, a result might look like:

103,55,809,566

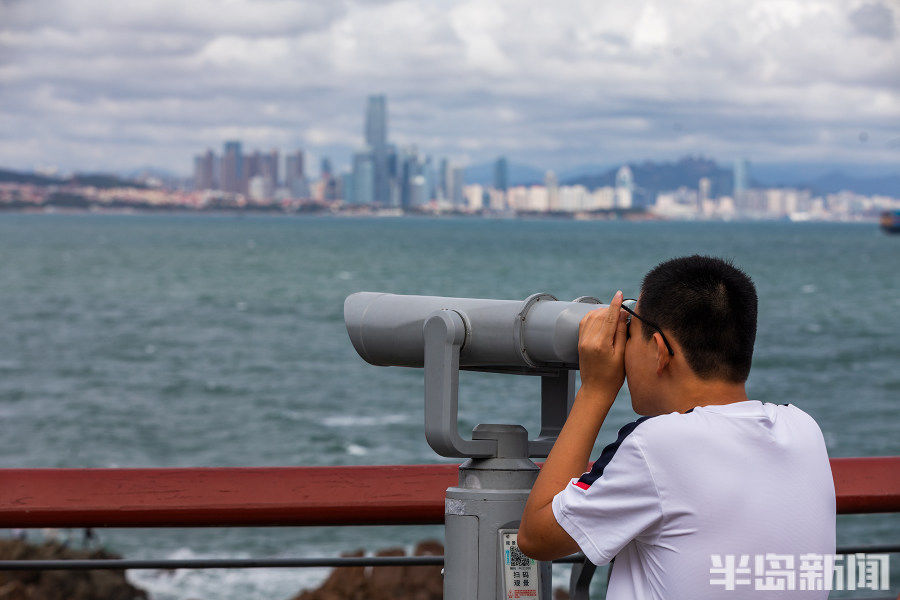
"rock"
0,538,147,600
553,587,570,600
291,541,442,600
290,540,569,600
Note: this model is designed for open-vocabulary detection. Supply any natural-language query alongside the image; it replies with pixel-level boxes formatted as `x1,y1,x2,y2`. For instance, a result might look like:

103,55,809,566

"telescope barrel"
344,292,604,371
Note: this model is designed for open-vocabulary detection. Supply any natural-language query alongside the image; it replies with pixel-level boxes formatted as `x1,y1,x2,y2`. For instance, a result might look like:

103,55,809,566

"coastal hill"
0,169,146,190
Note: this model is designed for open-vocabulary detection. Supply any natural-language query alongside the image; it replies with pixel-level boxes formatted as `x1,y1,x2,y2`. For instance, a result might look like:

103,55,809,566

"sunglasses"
621,298,675,356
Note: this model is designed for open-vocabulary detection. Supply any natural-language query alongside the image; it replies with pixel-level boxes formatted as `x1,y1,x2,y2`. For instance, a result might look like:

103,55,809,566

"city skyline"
1,1,898,176
3,91,896,221
167,95,900,221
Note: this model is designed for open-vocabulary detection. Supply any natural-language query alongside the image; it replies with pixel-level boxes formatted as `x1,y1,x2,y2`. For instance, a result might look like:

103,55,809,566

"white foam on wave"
346,443,368,456
126,547,330,600
322,414,408,427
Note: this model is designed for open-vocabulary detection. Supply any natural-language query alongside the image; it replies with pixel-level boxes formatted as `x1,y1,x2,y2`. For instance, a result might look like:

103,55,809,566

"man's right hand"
577,290,628,396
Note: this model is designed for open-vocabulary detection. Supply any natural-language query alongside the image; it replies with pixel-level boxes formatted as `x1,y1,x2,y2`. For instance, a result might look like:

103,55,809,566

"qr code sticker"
509,544,531,568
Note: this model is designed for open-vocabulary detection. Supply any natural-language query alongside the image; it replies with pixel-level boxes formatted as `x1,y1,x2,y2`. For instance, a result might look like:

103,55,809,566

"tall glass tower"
364,95,389,205
222,140,243,193
493,157,508,192
365,95,387,149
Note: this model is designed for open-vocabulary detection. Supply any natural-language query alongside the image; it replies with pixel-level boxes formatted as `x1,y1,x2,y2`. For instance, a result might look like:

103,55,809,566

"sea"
0,214,897,599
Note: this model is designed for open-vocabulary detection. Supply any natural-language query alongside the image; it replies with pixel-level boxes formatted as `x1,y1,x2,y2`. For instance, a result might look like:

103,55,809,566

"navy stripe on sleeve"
576,416,653,488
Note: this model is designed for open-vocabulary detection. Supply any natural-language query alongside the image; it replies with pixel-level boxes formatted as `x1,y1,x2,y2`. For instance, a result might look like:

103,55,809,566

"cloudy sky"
1,0,898,176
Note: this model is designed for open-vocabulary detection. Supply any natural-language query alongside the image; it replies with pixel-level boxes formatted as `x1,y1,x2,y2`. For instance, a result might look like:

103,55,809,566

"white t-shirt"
552,400,836,600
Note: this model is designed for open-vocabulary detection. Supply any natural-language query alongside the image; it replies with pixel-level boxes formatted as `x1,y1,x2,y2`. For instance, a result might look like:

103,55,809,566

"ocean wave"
126,547,329,600
321,414,409,427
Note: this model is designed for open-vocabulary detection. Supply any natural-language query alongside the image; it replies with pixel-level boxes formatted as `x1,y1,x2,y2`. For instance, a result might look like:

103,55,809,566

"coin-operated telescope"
345,292,607,600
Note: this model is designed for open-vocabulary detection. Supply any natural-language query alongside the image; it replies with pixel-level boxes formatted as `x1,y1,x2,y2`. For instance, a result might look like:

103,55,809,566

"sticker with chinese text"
500,530,540,599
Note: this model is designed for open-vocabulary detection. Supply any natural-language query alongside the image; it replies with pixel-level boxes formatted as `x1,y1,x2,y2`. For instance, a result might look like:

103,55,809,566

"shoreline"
0,206,885,224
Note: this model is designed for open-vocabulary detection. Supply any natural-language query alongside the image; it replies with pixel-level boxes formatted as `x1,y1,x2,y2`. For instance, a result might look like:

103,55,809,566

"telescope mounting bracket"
423,304,579,459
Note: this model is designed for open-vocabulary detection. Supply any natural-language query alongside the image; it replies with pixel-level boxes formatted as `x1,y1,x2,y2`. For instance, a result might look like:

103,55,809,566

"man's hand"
518,291,629,561
578,290,629,394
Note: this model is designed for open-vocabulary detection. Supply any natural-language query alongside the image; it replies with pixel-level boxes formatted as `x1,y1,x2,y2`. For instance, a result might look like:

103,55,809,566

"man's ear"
654,332,671,376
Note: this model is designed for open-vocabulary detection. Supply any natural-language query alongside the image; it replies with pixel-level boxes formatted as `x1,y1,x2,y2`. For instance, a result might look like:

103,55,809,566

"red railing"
1,457,898,528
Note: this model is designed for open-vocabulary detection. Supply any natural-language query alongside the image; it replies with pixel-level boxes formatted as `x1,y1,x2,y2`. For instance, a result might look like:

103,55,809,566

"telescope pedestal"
344,291,600,599
443,424,551,600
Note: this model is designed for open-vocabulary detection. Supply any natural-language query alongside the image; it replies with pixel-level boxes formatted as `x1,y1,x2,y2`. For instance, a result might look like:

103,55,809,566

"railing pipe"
0,457,897,529
2,546,897,571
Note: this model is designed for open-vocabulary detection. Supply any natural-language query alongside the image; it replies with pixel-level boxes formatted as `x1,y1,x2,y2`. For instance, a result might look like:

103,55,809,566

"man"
518,255,836,599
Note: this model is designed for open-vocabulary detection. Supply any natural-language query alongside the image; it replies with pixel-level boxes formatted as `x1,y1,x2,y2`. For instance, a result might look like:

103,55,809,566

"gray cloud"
0,0,898,174
849,2,896,40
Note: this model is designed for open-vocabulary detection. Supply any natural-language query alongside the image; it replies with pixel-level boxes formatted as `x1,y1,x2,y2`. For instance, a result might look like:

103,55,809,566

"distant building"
699,177,711,204
506,186,527,211
409,175,427,208
262,149,279,189
615,166,634,209
365,95,387,148
397,147,419,210
592,186,616,211
558,185,587,212
493,157,508,192
248,175,274,202
545,171,559,211
526,185,550,212
699,177,714,217
285,150,307,198
193,149,215,191
450,166,465,207
654,187,700,219
365,95,390,205
318,156,338,201
340,172,354,204
464,184,485,210
422,155,437,203
487,188,507,211
320,157,333,178
245,151,261,182
352,148,375,205
438,158,450,201
733,158,749,198
221,141,244,194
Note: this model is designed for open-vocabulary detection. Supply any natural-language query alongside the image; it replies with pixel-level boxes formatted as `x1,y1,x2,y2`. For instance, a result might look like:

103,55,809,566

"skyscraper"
450,167,465,207
410,175,427,208
221,141,243,194
615,165,634,209
245,150,261,181
193,149,215,191
286,150,306,198
493,157,508,192
699,177,712,211
352,148,375,205
422,155,436,203
733,158,749,198
365,95,387,149
364,95,390,205
320,157,332,178
340,172,354,204
545,170,559,211
438,158,450,200
398,147,418,210
263,149,279,189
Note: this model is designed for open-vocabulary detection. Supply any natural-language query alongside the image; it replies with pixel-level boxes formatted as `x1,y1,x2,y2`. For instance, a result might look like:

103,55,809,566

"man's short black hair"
638,255,757,382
